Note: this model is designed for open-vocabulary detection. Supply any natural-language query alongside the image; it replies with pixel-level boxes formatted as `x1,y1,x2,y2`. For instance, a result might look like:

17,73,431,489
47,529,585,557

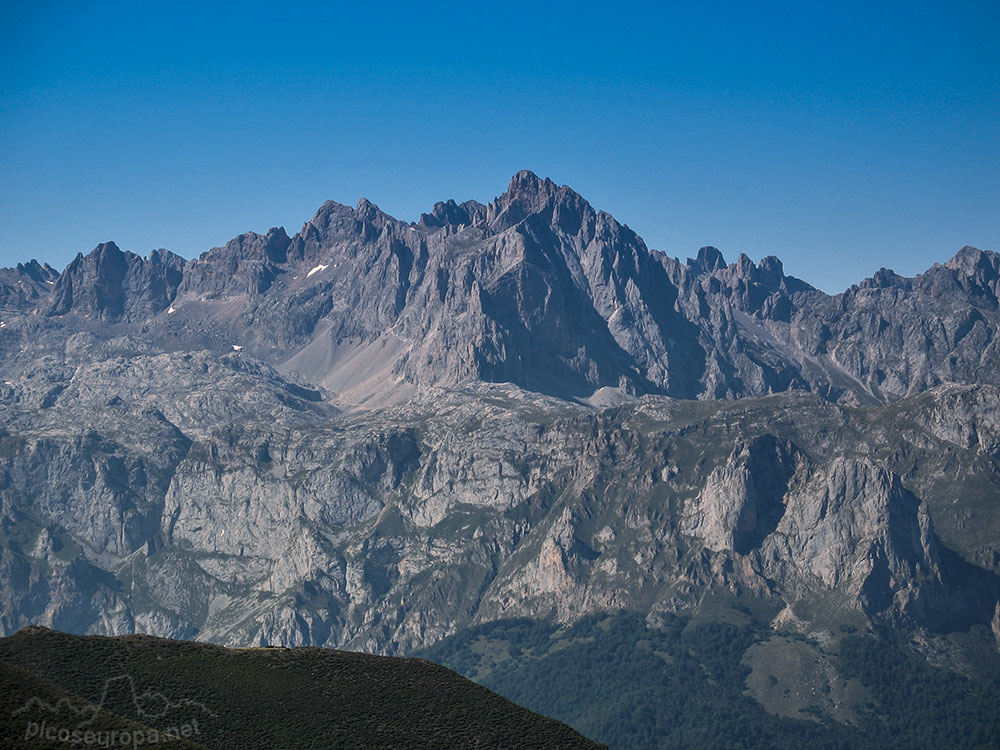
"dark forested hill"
0,626,601,749
420,611,1000,750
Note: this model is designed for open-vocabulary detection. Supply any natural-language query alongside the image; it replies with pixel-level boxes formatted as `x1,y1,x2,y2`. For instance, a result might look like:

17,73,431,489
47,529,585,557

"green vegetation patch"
743,636,869,724
421,610,1000,750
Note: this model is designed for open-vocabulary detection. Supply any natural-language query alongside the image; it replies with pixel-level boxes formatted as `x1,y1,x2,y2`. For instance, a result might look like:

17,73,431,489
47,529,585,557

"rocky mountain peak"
355,197,382,222
2,173,995,408
683,245,813,299
90,240,126,266
179,226,291,298
486,170,592,233
505,169,556,199
757,255,785,288
48,241,129,318
858,268,907,290
263,227,292,263
286,197,402,262
304,199,362,235
943,246,1000,294
945,245,996,273
0,258,60,309
417,199,487,230
14,259,59,283
735,252,756,277
687,246,727,273
47,241,183,321
281,201,360,264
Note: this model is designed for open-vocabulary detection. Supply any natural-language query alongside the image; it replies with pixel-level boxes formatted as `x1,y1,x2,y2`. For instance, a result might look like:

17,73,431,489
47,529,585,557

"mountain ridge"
3,171,996,408
6,170,990,298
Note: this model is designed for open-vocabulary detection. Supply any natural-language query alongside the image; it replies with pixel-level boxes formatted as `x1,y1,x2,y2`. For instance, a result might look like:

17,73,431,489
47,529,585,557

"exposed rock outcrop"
47,242,184,321
1,172,999,655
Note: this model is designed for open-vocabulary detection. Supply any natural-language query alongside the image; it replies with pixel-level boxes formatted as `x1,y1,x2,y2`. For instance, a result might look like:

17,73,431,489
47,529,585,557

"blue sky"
1,1,997,293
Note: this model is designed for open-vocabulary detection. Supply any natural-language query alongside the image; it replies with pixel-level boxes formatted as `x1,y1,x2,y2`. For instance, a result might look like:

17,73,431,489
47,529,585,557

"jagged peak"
845,246,999,294
66,242,187,271
485,171,596,234
308,199,351,223
418,198,487,229
944,245,999,277
505,169,555,198
304,197,394,232
949,244,990,260
858,267,907,290
418,171,594,234
356,197,378,216
13,259,59,282
147,248,186,266
498,170,590,209
263,227,292,263
734,252,756,277
683,246,815,295
47,240,184,320
62,241,124,271
687,246,727,273
92,240,123,257
196,227,290,264
758,255,783,276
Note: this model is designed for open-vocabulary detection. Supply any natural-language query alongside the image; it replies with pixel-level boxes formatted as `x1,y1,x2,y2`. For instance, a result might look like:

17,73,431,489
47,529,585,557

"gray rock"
1,172,999,656
47,242,184,321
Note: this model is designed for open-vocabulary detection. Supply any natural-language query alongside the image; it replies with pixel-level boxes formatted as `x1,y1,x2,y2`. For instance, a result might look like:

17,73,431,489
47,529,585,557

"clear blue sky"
1,0,997,293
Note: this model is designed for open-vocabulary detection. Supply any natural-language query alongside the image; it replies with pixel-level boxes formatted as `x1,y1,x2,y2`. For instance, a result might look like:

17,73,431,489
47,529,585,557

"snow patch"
306,263,329,278
45,280,55,285
167,305,176,314
232,345,243,351
0,321,6,328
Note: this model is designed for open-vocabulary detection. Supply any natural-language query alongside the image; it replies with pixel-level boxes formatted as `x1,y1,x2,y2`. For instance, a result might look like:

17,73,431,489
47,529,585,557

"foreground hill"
0,626,601,749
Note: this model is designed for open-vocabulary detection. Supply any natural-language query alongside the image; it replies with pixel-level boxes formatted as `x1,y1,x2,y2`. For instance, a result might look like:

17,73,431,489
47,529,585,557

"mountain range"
6,170,999,407
2,171,999,747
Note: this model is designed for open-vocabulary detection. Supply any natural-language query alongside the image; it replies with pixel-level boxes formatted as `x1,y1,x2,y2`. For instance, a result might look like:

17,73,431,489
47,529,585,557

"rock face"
683,435,801,554
0,172,999,655
13,170,1000,405
178,227,291,298
0,260,59,311
47,243,185,322
760,458,945,622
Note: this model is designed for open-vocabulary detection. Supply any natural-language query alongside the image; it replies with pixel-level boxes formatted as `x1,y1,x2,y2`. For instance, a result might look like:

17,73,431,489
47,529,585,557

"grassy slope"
0,626,602,750
1,660,207,750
